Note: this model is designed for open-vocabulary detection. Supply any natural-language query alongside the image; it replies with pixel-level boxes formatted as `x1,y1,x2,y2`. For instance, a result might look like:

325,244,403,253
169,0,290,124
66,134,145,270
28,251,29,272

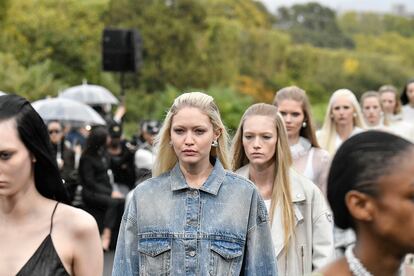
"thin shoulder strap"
50,201,59,235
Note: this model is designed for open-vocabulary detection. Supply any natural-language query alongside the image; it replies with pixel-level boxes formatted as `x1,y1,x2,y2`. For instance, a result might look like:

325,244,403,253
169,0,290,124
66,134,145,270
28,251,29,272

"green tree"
106,0,208,92
276,2,354,48
0,0,111,90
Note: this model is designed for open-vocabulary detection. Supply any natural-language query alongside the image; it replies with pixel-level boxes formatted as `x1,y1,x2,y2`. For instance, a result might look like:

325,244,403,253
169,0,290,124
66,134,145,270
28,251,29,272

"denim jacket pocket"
138,238,171,276
209,240,243,276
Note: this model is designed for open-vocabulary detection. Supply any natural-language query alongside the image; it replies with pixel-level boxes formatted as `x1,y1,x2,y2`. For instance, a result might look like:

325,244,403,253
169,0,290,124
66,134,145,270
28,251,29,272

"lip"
250,152,263,157
182,149,197,156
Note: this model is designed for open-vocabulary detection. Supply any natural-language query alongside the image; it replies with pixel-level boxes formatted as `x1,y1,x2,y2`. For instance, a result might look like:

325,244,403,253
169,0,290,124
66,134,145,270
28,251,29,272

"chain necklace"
345,244,374,276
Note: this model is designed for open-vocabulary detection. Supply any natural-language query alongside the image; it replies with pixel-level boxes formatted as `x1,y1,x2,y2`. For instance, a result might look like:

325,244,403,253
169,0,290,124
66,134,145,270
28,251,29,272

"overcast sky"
259,0,414,14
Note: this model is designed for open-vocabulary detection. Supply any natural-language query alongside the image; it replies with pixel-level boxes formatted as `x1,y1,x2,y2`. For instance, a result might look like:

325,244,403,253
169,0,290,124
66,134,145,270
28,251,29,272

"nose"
284,114,291,123
253,137,261,149
184,133,194,145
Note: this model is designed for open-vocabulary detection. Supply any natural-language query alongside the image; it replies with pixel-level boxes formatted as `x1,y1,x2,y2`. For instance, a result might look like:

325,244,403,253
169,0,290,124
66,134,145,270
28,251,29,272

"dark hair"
327,130,413,229
401,78,414,105
0,95,68,202
83,126,108,156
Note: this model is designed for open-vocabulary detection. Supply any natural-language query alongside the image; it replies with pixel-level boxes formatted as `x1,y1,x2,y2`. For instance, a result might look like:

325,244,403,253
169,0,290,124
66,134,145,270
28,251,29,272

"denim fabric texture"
112,158,277,276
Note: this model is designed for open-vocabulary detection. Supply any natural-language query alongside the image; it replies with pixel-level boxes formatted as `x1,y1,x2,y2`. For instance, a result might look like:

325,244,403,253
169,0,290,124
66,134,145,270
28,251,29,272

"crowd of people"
1,81,414,275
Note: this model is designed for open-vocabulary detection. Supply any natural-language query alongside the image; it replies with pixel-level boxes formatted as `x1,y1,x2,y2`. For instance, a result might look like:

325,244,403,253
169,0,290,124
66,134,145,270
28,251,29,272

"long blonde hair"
318,89,366,156
231,103,294,249
152,92,230,176
273,86,320,148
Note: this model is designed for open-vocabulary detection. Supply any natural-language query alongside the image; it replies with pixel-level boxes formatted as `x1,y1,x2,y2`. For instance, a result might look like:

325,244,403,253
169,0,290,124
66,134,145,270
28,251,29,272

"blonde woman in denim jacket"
232,103,334,275
112,92,277,275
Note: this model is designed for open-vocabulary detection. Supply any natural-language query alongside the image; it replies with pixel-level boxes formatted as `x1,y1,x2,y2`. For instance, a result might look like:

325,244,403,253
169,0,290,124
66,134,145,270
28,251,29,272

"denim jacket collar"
170,158,226,195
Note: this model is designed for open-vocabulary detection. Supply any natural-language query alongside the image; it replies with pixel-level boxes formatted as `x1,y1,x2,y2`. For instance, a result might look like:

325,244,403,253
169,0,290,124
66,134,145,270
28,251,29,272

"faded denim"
112,159,277,276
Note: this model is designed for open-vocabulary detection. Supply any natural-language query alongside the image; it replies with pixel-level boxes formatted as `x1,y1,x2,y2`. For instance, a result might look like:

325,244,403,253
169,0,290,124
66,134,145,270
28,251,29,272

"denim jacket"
112,158,277,276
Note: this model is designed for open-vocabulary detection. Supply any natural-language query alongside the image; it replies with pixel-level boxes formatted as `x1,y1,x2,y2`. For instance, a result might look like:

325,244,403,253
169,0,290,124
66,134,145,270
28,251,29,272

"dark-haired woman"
0,95,102,276
401,79,414,122
79,126,125,251
316,131,414,276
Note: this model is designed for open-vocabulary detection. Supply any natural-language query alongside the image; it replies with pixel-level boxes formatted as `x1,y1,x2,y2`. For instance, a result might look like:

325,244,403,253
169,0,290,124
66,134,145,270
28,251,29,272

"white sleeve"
134,149,154,170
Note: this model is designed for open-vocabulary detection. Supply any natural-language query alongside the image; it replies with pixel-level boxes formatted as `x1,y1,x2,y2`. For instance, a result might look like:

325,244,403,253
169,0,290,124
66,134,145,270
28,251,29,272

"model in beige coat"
237,165,335,275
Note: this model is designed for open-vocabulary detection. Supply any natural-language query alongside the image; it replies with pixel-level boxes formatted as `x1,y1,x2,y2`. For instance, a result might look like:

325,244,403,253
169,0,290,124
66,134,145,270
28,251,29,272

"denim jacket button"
189,250,196,257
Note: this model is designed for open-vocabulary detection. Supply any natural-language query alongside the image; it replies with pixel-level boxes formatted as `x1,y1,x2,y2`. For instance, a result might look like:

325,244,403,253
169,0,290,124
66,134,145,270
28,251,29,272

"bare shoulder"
316,257,351,276
54,203,99,237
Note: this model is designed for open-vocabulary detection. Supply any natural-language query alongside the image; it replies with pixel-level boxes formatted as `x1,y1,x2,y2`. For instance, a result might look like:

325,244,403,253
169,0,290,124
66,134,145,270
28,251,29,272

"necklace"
345,244,373,276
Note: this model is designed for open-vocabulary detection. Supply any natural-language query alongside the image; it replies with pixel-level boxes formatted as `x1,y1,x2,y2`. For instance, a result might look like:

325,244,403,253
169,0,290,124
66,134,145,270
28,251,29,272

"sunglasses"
48,129,61,134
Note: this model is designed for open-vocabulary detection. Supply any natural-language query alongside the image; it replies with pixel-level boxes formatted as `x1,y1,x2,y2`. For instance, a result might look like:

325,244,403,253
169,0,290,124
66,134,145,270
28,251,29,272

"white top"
387,121,414,143
334,127,364,150
134,146,155,170
402,105,414,122
264,199,271,212
290,137,331,194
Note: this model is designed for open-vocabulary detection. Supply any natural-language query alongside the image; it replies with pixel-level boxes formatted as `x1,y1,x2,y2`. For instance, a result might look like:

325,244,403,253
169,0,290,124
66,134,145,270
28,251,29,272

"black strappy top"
16,202,70,276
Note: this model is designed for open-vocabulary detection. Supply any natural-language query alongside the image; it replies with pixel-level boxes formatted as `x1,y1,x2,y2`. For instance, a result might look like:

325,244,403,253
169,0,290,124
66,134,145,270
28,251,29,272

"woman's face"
47,121,63,145
362,97,382,126
170,107,217,168
242,115,277,168
0,119,34,198
277,99,305,140
331,96,355,127
370,150,414,252
380,92,397,115
406,83,414,105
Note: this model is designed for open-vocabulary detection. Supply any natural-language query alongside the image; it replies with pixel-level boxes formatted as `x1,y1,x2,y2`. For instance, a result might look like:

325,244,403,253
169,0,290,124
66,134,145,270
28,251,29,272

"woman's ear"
214,128,221,141
345,190,375,223
29,153,37,163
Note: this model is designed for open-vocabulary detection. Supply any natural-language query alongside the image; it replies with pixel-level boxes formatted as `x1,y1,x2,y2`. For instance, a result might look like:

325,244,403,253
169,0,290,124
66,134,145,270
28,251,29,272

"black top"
109,141,136,189
16,202,69,276
79,152,112,196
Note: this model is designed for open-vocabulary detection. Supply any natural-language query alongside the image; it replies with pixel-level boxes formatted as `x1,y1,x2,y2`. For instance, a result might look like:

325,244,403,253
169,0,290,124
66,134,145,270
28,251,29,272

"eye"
173,128,184,134
0,152,12,160
243,134,253,140
194,128,206,135
263,135,272,140
292,112,301,117
280,111,287,117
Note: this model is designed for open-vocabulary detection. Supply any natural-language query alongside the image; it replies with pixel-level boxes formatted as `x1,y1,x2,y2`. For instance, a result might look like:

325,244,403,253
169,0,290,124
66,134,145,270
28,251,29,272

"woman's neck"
180,160,213,189
288,133,300,146
248,162,275,200
353,230,404,276
336,123,354,141
0,182,44,221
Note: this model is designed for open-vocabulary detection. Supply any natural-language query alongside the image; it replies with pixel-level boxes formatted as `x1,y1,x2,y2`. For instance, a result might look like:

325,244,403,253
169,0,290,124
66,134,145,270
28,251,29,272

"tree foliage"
1,0,414,130
276,2,354,48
